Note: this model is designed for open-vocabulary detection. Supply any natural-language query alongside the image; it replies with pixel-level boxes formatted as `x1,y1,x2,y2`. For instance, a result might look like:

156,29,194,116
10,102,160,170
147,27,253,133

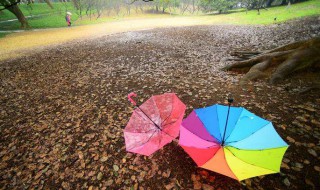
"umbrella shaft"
221,104,231,146
136,106,161,130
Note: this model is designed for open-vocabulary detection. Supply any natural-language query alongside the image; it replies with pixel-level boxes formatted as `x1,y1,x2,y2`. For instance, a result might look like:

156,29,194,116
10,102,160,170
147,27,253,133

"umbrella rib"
224,121,272,145
147,96,162,129
225,146,280,173
160,128,176,138
215,105,223,142
134,110,156,126
160,120,183,139
161,120,176,129
124,128,157,134
160,94,174,126
135,108,175,138
198,106,222,143
136,97,176,138
182,125,221,144
135,106,161,131
160,112,173,127
127,130,159,151
223,108,245,142
185,109,222,144
157,131,163,150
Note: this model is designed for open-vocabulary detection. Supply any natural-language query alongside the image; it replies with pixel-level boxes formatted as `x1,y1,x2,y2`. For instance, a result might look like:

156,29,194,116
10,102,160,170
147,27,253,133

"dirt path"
0,16,216,62
0,17,319,189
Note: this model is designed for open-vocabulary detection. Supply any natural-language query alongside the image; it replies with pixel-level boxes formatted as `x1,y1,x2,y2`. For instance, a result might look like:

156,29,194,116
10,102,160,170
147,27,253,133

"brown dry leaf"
88,171,95,177
62,182,70,190
100,156,108,162
286,136,295,143
202,184,214,190
76,171,84,178
0,16,319,190
165,182,175,190
193,181,202,190
305,179,315,189
34,171,42,180
78,151,84,160
199,170,209,179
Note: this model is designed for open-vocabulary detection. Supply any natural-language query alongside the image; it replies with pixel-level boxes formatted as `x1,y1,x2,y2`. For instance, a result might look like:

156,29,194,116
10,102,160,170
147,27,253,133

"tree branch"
127,0,153,5
0,0,21,11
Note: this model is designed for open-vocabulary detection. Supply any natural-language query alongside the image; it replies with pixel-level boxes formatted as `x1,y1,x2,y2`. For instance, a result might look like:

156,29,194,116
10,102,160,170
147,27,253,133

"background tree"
44,0,53,9
0,0,29,28
1,0,313,29
199,0,237,13
266,0,274,7
240,0,268,14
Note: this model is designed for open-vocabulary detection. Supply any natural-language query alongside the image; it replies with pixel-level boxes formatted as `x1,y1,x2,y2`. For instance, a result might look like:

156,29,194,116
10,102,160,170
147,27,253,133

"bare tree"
180,0,190,15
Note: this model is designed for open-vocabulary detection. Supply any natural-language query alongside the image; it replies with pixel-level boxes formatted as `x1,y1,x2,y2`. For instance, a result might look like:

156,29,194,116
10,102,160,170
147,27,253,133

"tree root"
222,37,320,84
298,83,320,94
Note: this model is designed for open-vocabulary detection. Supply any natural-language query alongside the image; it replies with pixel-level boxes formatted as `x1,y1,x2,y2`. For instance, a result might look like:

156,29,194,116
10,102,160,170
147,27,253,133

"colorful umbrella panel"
179,104,289,181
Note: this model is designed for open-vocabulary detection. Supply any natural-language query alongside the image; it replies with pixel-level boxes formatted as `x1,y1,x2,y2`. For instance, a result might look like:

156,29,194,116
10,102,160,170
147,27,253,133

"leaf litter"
0,17,320,189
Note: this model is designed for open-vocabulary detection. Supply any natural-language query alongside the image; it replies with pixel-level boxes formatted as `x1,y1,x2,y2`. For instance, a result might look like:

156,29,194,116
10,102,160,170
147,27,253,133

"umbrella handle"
128,92,137,106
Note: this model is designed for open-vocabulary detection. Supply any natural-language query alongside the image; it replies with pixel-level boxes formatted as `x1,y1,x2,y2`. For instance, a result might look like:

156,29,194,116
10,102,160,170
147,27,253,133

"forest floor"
0,16,320,190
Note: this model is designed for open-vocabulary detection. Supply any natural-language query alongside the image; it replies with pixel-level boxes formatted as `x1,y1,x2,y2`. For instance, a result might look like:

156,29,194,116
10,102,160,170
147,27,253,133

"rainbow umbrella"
179,99,289,181
124,92,186,156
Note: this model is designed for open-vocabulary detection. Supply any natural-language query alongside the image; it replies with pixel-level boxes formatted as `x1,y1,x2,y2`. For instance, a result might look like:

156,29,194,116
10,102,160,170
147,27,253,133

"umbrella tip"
227,94,234,104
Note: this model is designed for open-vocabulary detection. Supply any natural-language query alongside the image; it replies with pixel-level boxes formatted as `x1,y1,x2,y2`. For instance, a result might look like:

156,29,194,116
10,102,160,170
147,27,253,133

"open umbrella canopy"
124,93,186,156
179,104,289,181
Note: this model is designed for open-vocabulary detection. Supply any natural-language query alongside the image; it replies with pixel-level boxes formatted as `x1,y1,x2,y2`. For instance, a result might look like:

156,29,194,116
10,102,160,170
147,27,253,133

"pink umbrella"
124,92,186,156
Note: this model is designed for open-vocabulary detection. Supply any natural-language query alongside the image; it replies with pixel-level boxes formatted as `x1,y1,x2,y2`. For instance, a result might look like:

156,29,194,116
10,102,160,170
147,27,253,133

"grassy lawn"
0,32,10,38
0,2,76,21
221,0,320,25
0,0,319,32
0,2,78,30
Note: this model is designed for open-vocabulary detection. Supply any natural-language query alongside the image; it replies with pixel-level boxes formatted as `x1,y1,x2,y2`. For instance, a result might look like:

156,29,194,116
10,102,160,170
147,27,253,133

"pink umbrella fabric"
124,93,186,156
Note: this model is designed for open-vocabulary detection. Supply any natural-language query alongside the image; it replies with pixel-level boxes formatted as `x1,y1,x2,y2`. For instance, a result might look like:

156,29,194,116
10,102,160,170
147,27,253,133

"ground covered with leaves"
0,17,320,190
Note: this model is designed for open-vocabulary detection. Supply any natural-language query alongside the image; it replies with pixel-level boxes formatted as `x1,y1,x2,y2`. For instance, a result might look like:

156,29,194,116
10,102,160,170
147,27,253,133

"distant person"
66,12,72,27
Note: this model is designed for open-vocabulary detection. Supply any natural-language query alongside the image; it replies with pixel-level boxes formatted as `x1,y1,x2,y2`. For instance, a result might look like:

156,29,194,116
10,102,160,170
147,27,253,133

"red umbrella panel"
124,93,186,156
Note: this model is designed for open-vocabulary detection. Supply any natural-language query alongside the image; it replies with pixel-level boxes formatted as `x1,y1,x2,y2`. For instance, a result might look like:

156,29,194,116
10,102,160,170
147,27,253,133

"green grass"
0,2,75,21
204,0,320,25
0,0,319,31
0,2,78,30
0,32,10,38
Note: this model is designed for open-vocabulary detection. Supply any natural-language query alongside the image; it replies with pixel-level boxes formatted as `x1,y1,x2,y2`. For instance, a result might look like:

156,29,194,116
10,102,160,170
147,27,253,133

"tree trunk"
72,0,80,10
7,4,29,28
266,0,274,7
44,0,54,9
280,0,288,6
192,0,195,14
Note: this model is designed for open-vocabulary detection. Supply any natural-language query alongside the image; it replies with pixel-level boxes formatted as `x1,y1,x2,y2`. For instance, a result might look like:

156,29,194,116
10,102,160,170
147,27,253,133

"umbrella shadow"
150,141,243,189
